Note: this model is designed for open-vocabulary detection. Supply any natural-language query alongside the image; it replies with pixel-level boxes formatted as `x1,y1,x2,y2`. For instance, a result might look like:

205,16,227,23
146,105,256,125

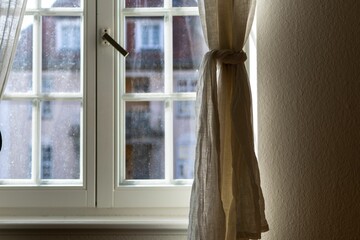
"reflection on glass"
173,101,196,179
125,101,164,179
125,17,164,93
0,101,32,179
42,16,81,93
125,0,163,8
173,16,207,92
41,101,81,179
173,0,198,7
41,0,81,8
6,16,33,94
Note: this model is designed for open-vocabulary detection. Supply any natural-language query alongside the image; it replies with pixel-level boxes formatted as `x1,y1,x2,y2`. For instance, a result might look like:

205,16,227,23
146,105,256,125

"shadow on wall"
257,0,360,239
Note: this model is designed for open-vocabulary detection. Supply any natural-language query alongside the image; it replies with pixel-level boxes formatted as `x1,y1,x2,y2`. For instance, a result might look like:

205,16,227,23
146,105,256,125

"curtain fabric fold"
0,0,27,98
188,0,269,239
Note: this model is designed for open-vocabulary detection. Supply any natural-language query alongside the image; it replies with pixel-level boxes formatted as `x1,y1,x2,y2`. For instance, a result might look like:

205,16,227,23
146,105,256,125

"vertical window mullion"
164,99,174,182
31,98,40,185
164,0,171,8
118,2,126,184
164,11,174,182
79,13,85,186
31,13,42,185
164,14,172,94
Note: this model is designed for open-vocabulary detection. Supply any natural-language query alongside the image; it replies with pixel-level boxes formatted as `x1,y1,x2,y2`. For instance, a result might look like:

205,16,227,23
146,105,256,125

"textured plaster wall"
257,0,360,239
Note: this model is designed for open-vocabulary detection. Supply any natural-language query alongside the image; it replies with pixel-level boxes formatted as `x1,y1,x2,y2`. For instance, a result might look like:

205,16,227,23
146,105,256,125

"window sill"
0,216,188,229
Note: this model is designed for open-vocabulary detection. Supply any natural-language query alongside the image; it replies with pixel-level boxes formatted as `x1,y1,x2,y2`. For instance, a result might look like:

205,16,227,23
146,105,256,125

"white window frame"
96,0,204,212
0,0,96,209
0,0,257,225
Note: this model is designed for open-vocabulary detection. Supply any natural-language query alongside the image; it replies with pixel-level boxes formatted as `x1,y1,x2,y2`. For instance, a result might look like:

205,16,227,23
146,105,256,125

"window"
134,19,163,50
1,1,83,185
56,19,81,51
96,0,209,210
174,133,196,179
0,0,95,208
0,0,257,221
122,4,205,181
41,145,53,179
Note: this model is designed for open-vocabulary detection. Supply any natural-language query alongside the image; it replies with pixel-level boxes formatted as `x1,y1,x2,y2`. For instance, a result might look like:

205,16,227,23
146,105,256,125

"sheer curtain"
188,0,269,239
0,0,27,97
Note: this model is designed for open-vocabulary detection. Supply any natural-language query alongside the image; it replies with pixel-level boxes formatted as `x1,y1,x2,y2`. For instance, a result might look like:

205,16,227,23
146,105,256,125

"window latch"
0,130,2,151
101,28,129,57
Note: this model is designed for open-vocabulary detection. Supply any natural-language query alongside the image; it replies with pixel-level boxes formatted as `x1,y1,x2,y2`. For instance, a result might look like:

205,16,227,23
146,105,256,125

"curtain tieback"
209,49,247,64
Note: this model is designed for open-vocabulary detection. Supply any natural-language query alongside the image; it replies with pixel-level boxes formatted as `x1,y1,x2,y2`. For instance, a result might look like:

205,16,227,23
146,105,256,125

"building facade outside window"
41,145,53,179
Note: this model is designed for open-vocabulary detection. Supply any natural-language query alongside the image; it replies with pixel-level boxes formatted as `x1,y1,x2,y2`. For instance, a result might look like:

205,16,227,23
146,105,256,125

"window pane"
0,101,32,179
125,0,163,8
41,0,82,8
26,0,37,9
42,16,81,93
173,0,198,7
125,17,164,93
41,101,81,179
173,16,207,92
173,101,196,179
5,16,33,94
125,101,164,179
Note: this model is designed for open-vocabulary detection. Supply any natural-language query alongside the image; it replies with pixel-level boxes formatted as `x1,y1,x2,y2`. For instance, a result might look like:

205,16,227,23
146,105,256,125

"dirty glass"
5,16,33,94
125,17,164,93
0,101,32,179
42,16,81,93
125,0,163,8
125,101,165,179
173,0,198,7
173,16,207,93
41,0,82,8
173,101,196,179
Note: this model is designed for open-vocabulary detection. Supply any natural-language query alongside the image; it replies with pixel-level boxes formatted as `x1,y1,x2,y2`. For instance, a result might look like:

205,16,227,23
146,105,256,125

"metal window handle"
0,131,2,151
102,29,129,57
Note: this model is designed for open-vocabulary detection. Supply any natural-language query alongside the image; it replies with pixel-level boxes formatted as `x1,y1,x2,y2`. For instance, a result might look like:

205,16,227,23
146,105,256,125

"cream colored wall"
257,0,360,239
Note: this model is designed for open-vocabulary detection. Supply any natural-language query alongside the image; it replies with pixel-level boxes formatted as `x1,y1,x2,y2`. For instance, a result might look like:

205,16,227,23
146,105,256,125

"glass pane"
173,16,207,92
173,101,196,179
125,101,164,179
6,16,33,94
125,0,163,8
42,16,81,93
42,0,82,8
125,17,164,93
0,101,32,179
173,0,198,7
41,101,81,179
26,0,37,10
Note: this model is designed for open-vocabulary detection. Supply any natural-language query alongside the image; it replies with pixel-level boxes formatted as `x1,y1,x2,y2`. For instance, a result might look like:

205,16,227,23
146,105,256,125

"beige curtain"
188,0,269,239
0,0,27,97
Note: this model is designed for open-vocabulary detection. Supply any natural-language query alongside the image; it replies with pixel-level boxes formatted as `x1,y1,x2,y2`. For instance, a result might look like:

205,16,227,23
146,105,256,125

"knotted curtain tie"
208,49,247,64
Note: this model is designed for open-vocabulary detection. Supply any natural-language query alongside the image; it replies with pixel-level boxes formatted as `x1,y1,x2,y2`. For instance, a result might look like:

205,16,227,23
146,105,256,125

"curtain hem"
236,224,270,239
